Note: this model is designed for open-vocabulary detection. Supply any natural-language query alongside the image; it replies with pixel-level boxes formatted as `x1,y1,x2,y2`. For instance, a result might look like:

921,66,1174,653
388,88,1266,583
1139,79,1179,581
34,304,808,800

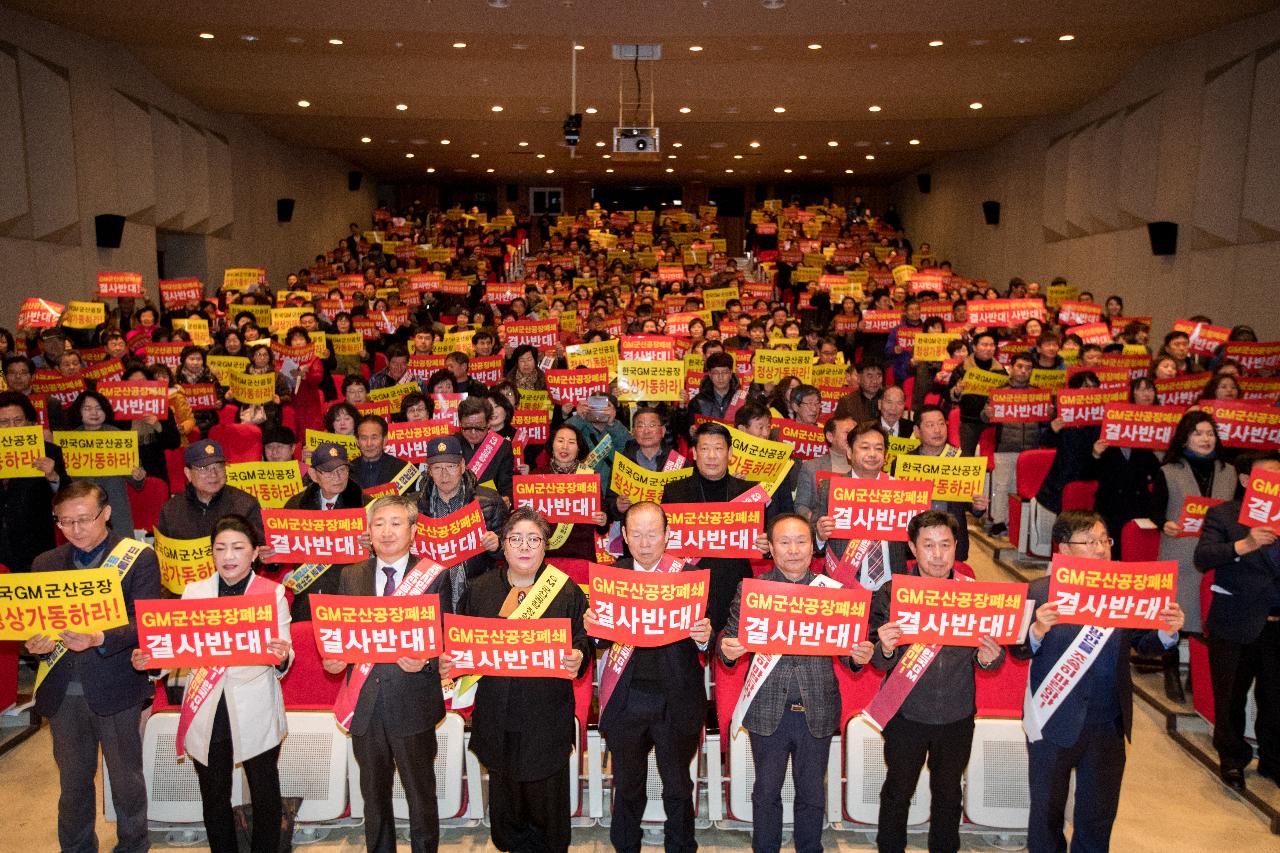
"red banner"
738,578,871,654
31,372,86,407
511,409,550,445
504,318,560,349
406,353,446,380
443,614,573,678
16,297,63,329
1239,468,1280,533
468,354,504,386
1155,373,1211,407
514,474,601,524
889,574,1029,646
412,502,489,567
1238,376,1280,404
310,594,442,662
1057,300,1103,326
180,383,219,411
860,309,901,334
142,342,185,371
1048,555,1176,630
262,508,368,564
662,501,764,558
620,335,678,362
384,419,455,462
546,368,609,405
80,357,124,383
1178,496,1225,538
964,298,1046,328
159,278,203,308
772,418,827,460
1100,404,1185,449
1065,322,1113,346
1173,319,1231,357
987,387,1054,423
96,271,144,299
827,478,933,541
97,380,169,420
1222,341,1280,376
136,594,278,667
586,563,709,647
1056,386,1129,427
1199,401,1280,450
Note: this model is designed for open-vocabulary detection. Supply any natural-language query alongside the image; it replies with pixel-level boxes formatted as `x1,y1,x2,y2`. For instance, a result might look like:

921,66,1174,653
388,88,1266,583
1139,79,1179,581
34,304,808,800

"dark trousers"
877,715,974,853
352,704,440,853
193,741,281,853
1207,620,1280,771
748,708,831,853
1026,718,1126,853
47,695,149,853
958,421,983,457
605,688,700,853
488,730,572,853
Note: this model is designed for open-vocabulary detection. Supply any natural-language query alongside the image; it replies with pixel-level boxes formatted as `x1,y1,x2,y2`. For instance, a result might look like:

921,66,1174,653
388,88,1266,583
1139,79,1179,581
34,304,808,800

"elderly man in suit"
1194,451,1280,792
719,513,875,853
1015,509,1183,852
25,480,160,853
321,494,445,853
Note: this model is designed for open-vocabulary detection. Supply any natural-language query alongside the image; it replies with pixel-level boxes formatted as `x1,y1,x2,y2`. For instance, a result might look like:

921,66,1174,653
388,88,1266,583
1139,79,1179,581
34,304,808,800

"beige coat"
179,574,292,765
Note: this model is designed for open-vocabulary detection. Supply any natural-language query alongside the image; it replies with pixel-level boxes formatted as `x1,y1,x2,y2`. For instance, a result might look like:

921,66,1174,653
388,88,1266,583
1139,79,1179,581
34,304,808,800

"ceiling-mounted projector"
614,127,660,154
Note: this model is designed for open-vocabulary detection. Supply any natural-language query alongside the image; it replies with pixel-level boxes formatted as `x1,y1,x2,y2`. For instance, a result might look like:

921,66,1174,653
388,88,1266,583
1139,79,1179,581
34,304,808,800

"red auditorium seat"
1060,480,1098,512
1120,519,1160,562
280,621,345,709
209,423,263,464
127,476,170,534
164,446,186,494
947,408,962,448
1191,572,1215,723
1007,449,1055,553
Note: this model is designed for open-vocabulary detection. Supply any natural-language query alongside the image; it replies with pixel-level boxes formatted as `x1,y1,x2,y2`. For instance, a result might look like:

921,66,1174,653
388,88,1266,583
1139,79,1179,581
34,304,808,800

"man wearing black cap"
283,441,371,620
155,439,264,541
262,424,298,463
417,435,507,608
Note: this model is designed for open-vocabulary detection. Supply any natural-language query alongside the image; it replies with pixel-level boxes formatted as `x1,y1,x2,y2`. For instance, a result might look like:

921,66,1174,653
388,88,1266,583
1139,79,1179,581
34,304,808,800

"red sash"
597,554,686,714
332,558,448,732
825,471,891,587
724,387,749,421
661,451,686,472
467,431,504,481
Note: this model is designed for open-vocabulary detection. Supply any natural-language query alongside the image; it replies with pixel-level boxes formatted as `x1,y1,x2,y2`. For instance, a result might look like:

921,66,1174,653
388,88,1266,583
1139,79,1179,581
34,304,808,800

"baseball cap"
310,441,350,472
425,435,464,465
184,439,226,468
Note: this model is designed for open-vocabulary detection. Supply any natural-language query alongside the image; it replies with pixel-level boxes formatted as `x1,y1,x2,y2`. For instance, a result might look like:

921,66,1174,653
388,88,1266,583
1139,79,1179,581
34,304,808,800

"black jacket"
1194,501,1280,645
349,452,413,492
0,441,67,572
456,431,514,498
155,483,265,542
1036,425,1100,514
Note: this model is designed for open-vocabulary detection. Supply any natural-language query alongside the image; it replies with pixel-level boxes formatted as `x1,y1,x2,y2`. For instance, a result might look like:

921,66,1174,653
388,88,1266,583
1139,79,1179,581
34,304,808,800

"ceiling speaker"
982,200,1001,226
1147,221,1177,256
94,214,125,249
277,198,295,223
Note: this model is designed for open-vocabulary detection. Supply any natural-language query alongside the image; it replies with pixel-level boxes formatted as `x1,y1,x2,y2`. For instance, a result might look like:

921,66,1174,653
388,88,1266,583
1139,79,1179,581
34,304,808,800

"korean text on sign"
739,578,871,655
412,502,489,567
892,454,986,503
136,593,278,667
443,614,573,679
1238,468,1280,534
827,478,933,541
587,563,709,647
889,574,1029,647
262,508,369,564
0,568,128,641
310,594,442,662
513,474,601,524
662,502,764,559
1048,554,1177,630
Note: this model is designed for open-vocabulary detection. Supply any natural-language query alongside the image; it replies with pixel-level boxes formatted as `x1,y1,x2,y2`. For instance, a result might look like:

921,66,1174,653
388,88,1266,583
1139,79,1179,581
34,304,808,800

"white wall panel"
1241,48,1280,235
1087,113,1124,231
110,90,154,218
1041,137,1070,239
207,133,233,233
181,121,209,231
1063,126,1093,236
1191,56,1253,244
18,51,77,239
0,50,29,228
151,108,184,228
1117,96,1161,225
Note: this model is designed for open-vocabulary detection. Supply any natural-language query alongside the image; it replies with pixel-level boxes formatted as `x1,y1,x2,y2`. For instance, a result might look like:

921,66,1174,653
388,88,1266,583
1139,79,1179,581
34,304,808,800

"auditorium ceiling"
7,0,1277,183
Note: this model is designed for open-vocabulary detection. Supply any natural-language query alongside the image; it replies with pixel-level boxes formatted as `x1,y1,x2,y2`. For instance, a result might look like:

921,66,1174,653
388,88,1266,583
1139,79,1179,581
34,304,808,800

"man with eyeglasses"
0,390,69,572
453,396,515,500
690,351,743,423
26,480,160,853
155,439,264,542
1014,509,1183,852
3,355,67,429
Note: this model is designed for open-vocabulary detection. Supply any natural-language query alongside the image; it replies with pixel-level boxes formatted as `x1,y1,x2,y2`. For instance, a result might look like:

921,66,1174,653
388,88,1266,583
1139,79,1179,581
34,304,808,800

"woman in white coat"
133,515,292,853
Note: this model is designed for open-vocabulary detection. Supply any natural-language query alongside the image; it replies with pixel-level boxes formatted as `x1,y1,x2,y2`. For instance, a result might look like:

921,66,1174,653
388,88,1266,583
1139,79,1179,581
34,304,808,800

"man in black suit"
585,502,711,853
0,391,68,572
1015,510,1184,852
876,384,914,439
25,481,160,853
321,494,445,853
1194,451,1280,792
352,414,414,491
660,421,772,636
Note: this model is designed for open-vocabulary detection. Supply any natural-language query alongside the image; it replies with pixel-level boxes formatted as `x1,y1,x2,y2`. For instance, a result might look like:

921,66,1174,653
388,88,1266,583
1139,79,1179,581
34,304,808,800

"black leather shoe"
1220,767,1247,792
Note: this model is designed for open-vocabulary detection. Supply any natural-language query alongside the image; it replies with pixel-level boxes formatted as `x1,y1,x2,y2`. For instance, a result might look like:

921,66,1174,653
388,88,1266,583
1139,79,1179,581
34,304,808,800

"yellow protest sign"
616,360,687,402
207,355,249,383
61,300,106,330
892,265,918,287
304,430,359,464
0,568,129,640
1046,284,1079,309
752,349,813,385
811,363,848,388
226,461,303,509
0,426,47,478
442,329,475,356
726,424,794,494
518,388,553,411
152,530,215,594
913,333,963,363
609,454,693,503
229,372,276,405
702,287,739,313
53,431,139,477
1030,369,1068,392
883,435,923,472
367,382,418,411
960,367,1010,397
172,316,212,346
894,454,987,503
223,268,264,291
567,338,621,377
270,307,305,335
329,333,364,357
228,303,272,326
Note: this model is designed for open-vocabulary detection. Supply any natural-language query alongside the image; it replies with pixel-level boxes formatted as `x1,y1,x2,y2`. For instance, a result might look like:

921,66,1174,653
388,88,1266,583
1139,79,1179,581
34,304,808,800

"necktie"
864,543,886,587
382,566,397,597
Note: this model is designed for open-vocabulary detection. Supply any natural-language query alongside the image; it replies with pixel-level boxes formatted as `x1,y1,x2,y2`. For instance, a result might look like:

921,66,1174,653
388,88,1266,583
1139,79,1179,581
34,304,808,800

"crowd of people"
4,196,1277,853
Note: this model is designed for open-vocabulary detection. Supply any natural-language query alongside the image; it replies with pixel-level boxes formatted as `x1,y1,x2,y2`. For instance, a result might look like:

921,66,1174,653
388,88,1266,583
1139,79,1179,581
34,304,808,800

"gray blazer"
793,451,841,522
1157,460,1236,634
810,476,909,585
719,566,858,738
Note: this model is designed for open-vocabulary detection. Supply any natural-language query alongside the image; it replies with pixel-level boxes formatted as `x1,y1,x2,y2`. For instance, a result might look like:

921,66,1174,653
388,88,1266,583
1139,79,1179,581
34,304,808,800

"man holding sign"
25,482,160,853
0,391,68,572
1014,510,1183,852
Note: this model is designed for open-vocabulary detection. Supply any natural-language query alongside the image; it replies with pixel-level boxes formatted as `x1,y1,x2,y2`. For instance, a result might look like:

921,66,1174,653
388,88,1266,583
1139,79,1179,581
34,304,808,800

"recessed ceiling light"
297,100,310,108
865,154,875,160
605,168,614,173
405,152,414,158
511,43,528,50
584,107,598,115
328,38,343,45
928,39,944,47
574,44,585,50
491,105,503,112
592,141,604,148
239,34,258,42
969,38,989,46
440,139,450,144
1058,34,1075,41
733,154,743,159
773,106,786,113
361,136,372,143
827,140,839,147
537,153,546,158
426,167,435,173
679,107,692,114
546,168,555,173
453,41,467,48
396,103,408,111
672,142,683,148
486,168,495,173
198,32,215,39
601,154,610,159
969,101,984,110
725,168,734,173
666,167,675,172
518,141,529,146
868,105,882,112
749,141,761,148
797,155,808,160
909,138,920,145
689,45,703,52
1013,36,1032,44
668,154,677,159
808,43,822,50
845,169,854,174
470,153,480,158
784,168,793,173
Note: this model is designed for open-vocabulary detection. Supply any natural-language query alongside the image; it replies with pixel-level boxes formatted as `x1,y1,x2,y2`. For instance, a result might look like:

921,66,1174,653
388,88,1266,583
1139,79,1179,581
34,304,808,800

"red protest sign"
159,278,203,308
310,594,442,662
469,354,504,386
1239,468,1280,533
772,418,827,460
1057,300,1103,326
97,380,169,420
987,387,1054,423
1100,404,1184,450
16,298,64,330
142,342,185,371
1173,319,1231,358
620,335,678,362
1155,373,1212,407
504,318,559,349
31,371,85,407
1238,376,1280,404
1199,401,1280,450
663,501,764,558
443,614,573,678
485,281,523,305
406,353,446,380
586,563,709,647
412,503,489,567
181,383,219,411
964,298,1046,328
1048,555,1176,630
514,474,601,524
262,508,368,564
384,419,455,463
860,309,901,333
511,409,550,445
1056,386,1129,427
96,271,144,299
738,578,871,654
1178,496,1225,538
546,368,608,405
136,593,279,668
827,478,933,541
889,574,1029,646
1222,341,1280,376
80,357,124,383
1065,323,1113,346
